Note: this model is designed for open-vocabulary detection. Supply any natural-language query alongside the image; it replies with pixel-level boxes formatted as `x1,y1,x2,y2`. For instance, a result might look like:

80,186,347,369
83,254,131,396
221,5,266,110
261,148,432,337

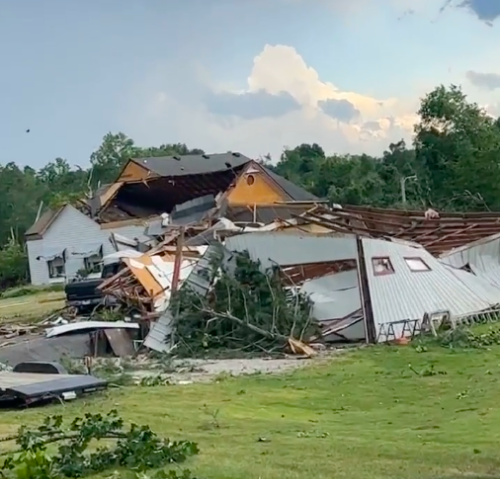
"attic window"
247,174,255,186
404,257,430,272
372,257,394,276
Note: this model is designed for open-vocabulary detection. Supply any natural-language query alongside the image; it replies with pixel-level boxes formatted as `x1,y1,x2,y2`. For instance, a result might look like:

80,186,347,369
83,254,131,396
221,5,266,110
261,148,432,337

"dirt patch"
133,357,315,384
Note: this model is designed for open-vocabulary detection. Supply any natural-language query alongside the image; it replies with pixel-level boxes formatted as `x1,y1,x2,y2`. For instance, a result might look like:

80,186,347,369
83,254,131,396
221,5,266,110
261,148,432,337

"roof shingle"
133,152,252,177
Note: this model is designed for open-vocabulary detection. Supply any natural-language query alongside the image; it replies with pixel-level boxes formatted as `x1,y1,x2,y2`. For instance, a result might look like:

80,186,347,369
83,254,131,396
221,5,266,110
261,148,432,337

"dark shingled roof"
25,207,64,238
264,168,319,201
132,152,318,202
133,152,252,177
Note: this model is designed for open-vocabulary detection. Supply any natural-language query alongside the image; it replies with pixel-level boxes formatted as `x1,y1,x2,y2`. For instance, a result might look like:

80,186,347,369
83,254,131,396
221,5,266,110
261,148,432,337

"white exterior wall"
26,205,149,285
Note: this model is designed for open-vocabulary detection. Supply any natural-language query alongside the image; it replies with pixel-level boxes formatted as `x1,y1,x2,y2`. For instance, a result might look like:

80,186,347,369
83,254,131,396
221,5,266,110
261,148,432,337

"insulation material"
123,254,197,311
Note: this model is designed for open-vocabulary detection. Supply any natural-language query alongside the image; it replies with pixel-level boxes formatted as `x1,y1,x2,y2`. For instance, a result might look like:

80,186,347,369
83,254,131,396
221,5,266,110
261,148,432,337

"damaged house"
25,152,319,285
25,203,150,285
145,231,500,352
97,152,319,225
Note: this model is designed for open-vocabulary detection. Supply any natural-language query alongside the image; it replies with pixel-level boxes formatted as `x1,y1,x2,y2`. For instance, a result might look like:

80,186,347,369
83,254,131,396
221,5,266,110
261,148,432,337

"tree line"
0,84,498,288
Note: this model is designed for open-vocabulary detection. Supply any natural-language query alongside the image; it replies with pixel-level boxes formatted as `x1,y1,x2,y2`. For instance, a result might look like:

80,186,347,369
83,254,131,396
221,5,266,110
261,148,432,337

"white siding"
27,205,149,285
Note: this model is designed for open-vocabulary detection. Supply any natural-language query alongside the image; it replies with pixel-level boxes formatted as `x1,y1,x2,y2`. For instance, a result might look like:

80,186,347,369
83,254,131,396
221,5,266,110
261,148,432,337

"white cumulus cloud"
123,44,418,160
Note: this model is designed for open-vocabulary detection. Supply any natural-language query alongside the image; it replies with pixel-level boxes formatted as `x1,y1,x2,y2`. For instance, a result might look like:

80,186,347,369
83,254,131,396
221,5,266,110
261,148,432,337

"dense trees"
0,84,498,286
274,85,500,212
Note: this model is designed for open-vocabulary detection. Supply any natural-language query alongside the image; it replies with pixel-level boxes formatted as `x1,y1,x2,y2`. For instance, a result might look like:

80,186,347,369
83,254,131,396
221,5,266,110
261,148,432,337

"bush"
0,239,28,290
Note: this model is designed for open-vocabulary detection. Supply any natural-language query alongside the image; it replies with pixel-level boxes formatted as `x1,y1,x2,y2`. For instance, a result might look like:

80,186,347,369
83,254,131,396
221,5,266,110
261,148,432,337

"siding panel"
27,205,149,285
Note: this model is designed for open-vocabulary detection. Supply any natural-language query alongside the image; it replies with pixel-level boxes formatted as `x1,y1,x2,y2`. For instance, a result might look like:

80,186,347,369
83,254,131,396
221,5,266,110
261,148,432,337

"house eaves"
24,206,66,241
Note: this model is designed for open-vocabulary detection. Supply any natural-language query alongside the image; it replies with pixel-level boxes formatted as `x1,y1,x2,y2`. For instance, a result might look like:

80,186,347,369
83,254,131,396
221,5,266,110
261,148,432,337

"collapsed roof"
144,230,500,352
85,153,319,224
297,205,500,255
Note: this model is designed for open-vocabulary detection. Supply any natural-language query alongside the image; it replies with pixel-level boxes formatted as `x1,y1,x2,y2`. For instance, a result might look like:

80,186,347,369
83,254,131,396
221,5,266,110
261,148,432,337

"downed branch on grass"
203,309,317,357
171,250,319,356
109,469,201,479
0,410,198,479
417,326,500,350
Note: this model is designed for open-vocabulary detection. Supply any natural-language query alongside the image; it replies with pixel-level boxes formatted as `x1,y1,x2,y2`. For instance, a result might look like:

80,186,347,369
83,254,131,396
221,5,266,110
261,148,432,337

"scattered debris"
12,153,500,381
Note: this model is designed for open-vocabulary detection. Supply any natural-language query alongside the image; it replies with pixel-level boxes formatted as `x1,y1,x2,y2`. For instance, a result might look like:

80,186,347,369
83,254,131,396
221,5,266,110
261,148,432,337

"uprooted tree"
0,410,199,479
171,248,319,356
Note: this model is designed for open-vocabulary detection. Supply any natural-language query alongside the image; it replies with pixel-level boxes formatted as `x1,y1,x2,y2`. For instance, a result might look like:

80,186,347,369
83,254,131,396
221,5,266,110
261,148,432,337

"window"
84,254,103,274
404,257,430,272
372,257,394,276
246,174,255,186
48,257,65,279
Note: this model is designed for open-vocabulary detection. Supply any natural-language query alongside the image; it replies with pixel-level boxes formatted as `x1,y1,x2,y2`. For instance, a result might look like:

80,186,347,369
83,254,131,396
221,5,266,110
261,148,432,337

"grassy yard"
0,290,65,323
2,343,500,478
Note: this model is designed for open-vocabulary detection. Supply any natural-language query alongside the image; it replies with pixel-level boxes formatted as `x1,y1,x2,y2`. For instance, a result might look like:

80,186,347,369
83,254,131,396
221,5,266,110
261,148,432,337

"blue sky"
1,0,499,168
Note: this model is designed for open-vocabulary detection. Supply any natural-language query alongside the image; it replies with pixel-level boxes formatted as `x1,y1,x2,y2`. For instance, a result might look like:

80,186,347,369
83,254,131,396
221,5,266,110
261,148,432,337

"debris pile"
98,229,206,317
13,152,500,366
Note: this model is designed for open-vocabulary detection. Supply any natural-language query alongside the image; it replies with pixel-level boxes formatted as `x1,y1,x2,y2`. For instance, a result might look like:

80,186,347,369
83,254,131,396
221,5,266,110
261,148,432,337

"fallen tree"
171,249,319,356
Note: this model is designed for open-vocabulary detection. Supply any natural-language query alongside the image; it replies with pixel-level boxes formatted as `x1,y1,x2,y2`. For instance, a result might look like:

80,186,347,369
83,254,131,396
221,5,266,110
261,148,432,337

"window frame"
47,257,66,279
372,256,395,276
84,253,103,274
404,256,431,273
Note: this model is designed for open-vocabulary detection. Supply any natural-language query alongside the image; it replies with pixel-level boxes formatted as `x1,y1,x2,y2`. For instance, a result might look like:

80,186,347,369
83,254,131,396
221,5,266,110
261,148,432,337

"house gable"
118,160,158,183
26,204,148,285
226,163,289,206
24,207,65,241
42,204,102,242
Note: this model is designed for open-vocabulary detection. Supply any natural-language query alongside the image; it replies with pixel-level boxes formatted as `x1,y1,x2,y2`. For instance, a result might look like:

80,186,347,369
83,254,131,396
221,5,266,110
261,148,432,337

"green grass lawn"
0,290,65,323
2,344,500,478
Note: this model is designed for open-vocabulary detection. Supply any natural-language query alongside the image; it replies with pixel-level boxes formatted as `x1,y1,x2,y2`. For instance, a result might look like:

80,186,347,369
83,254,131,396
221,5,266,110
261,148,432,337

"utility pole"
401,175,417,206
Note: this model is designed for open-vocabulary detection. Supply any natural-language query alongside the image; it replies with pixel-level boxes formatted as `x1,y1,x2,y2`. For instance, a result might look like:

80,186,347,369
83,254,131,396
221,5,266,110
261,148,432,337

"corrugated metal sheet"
300,270,360,321
144,243,227,352
362,238,498,338
224,232,357,268
444,265,500,304
440,233,500,288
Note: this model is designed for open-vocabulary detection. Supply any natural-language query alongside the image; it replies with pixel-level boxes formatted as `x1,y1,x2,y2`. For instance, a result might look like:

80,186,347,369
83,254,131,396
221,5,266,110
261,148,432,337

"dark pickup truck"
64,262,122,313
